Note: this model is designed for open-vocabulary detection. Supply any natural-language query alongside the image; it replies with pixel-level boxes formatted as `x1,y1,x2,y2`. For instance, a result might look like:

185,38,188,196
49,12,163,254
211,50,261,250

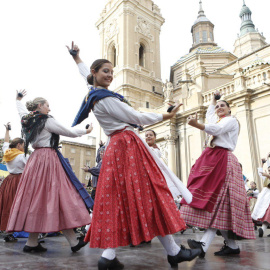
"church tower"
190,0,217,52
233,0,267,57
96,0,164,110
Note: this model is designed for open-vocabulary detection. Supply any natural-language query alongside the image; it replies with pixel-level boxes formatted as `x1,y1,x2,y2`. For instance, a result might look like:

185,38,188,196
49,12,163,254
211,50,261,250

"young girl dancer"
0,123,29,242
6,90,93,253
68,43,201,269
180,91,255,258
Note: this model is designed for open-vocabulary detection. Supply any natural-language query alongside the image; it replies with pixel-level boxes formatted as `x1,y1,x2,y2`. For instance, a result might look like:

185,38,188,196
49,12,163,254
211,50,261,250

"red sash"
181,147,228,212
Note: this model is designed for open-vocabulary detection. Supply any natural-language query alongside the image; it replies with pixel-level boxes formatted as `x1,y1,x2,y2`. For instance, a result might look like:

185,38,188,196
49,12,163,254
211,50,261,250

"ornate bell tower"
96,0,164,110
233,0,267,57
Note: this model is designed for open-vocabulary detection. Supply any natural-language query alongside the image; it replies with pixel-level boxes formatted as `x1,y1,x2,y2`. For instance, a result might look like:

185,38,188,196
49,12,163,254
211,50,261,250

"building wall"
61,141,96,186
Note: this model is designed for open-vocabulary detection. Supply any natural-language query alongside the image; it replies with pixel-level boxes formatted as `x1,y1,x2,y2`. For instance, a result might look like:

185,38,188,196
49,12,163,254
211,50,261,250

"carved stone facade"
96,0,165,144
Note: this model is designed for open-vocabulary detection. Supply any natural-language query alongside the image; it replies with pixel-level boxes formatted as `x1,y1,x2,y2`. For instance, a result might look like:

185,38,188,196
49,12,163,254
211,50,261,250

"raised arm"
4,122,11,143
66,41,83,64
66,41,90,87
16,90,28,119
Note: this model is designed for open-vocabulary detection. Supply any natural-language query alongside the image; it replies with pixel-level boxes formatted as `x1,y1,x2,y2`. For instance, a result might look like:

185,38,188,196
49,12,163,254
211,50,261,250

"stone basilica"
96,0,270,189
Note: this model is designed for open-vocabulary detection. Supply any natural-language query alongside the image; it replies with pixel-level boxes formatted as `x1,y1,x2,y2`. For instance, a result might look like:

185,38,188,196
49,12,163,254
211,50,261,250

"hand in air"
4,122,11,131
213,90,223,100
66,41,80,57
16,89,27,100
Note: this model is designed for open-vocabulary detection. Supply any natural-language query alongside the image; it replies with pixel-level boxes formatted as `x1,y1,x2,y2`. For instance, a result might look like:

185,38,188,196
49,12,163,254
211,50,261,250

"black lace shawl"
21,111,59,155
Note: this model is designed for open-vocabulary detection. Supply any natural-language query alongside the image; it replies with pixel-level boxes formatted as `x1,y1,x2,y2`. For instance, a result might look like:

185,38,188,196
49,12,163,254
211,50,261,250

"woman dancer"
68,45,200,269
6,90,93,253
145,129,191,201
180,91,255,258
252,156,270,237
0,123,29,242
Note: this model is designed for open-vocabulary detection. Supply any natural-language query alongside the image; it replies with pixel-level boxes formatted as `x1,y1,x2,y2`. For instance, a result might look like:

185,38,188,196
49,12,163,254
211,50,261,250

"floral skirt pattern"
85,130,186,248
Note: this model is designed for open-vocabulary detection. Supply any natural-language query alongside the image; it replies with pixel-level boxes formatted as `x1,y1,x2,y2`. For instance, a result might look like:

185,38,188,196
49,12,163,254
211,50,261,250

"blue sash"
72,87,142,130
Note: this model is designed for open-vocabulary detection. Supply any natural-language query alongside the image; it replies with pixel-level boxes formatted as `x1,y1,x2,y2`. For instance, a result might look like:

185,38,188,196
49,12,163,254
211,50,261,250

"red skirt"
180,149,255,239
85,130,186,248
181,147,228,212
258,205,270,224
6,148,91,233
0,174,21,231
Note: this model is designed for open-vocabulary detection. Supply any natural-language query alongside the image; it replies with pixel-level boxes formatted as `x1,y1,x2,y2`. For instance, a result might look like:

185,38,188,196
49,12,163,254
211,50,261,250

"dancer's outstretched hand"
86,123,93,134
81,165,89,172
171,103,183,115
16,89,27,100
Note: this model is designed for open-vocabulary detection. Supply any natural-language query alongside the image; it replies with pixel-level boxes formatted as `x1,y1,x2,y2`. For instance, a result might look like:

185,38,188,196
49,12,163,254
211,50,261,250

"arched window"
108,43,117,67
139,44,145,67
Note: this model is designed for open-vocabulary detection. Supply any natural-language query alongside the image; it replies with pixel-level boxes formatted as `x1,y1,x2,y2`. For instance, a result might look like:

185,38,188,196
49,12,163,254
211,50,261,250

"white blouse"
2,142,29,174
16,100,87,149
204,104,239,151
77,62,91,90
93,97,162,136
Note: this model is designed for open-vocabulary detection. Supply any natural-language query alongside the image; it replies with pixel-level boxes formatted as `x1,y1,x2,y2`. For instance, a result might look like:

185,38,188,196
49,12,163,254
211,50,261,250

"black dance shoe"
98,257,124,270
187,239,206,258
214,241,240,256
167,245,201,267
258,228,264,237
71,235,88,252
4,234,18,242
23,243,47,252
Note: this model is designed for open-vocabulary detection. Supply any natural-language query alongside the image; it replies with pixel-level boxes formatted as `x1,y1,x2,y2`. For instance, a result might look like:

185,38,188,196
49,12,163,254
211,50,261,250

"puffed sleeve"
206,104,218,124
2,142,10,154
98,97,163,126
77,62,91,89
45,118,87,137
204,117,239,136
17,153,30,165
16,100,29,119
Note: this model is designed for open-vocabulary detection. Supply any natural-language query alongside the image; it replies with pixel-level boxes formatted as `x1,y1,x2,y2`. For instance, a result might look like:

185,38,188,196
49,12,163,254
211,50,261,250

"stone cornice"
216,44,270,71
96,0,164,29
60,140,96,149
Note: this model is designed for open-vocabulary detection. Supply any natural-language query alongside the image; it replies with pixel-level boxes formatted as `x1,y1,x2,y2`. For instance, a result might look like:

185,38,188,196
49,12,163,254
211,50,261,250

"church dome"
193,16,210,25
240,5,251,17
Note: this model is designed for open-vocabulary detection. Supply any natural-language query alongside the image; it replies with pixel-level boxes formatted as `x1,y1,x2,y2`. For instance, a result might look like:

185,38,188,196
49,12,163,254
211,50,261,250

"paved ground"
0,228,269,270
